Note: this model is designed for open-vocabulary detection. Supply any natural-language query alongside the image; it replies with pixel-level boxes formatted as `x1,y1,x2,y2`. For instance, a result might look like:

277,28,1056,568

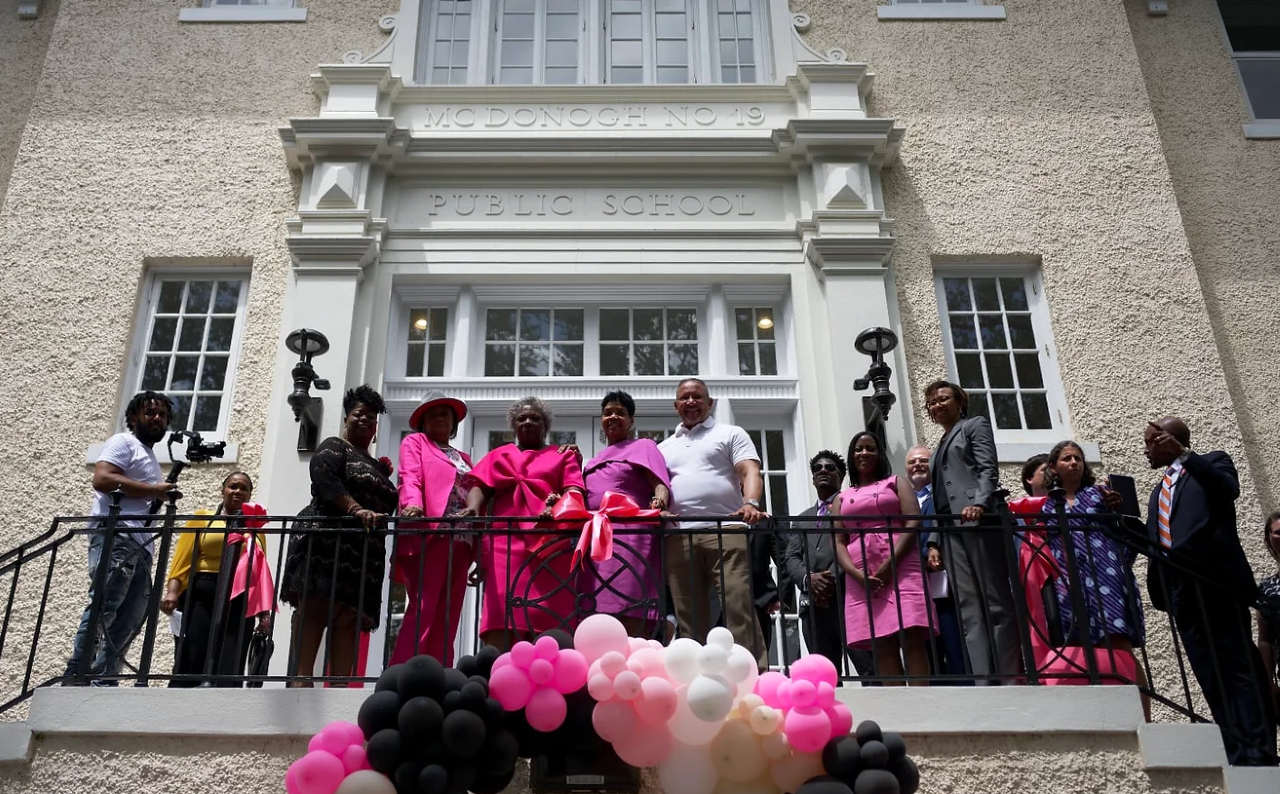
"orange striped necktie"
1157,467,1177,548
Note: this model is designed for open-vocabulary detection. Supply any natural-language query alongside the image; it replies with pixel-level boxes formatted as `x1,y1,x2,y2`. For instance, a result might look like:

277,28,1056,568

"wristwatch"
743,499,761,509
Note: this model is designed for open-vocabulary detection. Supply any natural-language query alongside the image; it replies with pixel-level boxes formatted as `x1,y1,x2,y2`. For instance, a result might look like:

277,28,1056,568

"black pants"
1173,583,1277,765
171,572,254,688
798,601,878,686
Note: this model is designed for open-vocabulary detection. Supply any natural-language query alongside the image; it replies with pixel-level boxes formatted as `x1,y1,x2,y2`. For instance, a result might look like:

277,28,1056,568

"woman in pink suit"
835,431,933,685
459,396,586,651
393,391,474,665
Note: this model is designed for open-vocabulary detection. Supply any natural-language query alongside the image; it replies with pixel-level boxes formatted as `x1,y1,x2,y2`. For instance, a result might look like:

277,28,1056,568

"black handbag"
246,630,274,688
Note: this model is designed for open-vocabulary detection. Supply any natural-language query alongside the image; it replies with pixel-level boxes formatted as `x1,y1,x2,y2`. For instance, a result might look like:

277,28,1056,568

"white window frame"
493,0,591,86
730,305,780,377
876,0,1006,22
121,270,251,447
179,0,307,23
481,306,589,378
405,306,452,378
415,0,772,85
1214,1,1280,138
932,267,1070,450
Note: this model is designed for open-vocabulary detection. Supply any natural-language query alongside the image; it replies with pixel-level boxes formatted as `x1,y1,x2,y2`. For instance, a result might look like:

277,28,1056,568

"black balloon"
887,757,919,794
469,767,517,794
822,736,863,781
482,698,506,734
852,770,899,794
479,728,520,776
359,691,404,740
395,761,425,794
418,764,449,794
881,733,906,765
400,696,446,744
859,740,889,770
444,667,470,693
442,709,488,758
377,664,403,694
552,687,602,751
400,655,448,702
456,655,479,678
854,721,883,746
460,681,489,711
505,709,546,758
535,628,574,650
795,775,855,794
445,763,476,794
366,728,404,775
466,676,491,693
474,645,501,679
443,691,464,713
422,742,450,767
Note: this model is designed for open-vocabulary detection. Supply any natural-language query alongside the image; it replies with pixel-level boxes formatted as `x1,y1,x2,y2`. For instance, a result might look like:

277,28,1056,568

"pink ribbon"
550,491,662,571
226,503,276,617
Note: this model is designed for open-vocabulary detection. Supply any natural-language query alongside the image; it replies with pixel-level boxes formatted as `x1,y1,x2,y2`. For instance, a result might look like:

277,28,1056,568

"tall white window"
600,308,698,376
733,306,778,376
744,427,789,516
416,0,769,85
935,271,1068,442
1216,0,1280,122
484,308,585,377
132,275,249,438
406,308,449,377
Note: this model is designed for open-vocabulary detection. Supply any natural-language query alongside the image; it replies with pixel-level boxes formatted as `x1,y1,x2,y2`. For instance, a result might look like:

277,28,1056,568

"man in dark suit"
1144,417,1276,766
781,450,875,682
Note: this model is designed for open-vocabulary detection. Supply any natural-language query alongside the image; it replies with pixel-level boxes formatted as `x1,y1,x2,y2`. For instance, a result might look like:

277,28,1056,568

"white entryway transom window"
415,0,772,85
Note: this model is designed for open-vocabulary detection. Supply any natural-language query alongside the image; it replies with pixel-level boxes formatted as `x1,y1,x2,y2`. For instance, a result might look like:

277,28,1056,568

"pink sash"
226,503,276,616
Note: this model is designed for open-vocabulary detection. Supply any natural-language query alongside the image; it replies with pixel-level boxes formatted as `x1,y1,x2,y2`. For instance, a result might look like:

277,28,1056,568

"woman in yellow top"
159,472,274,687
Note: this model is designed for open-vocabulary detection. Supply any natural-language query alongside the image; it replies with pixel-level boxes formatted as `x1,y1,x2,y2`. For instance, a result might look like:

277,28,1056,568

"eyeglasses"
811,463,841,473
925,396,954,409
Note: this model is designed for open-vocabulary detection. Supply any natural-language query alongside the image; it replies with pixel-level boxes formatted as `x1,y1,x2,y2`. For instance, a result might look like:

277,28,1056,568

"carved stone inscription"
394,187,783,225
409,104,775,131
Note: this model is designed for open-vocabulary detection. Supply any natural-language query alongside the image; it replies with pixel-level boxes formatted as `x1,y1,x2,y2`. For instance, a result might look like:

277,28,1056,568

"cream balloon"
335,770,397,794
770,750,825,794
709,719,767,783
760,732,790,761
658,743,719,794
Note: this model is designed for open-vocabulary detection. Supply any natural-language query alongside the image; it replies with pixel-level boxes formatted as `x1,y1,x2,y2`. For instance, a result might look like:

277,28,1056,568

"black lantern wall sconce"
285,328,331,452
852,326,899,451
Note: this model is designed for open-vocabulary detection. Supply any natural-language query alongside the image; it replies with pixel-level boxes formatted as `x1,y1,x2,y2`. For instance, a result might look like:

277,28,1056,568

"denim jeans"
65,532,153,682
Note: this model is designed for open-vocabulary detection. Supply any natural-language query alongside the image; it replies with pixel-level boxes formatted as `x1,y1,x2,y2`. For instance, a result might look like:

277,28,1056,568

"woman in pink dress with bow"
458,396,586,651
834,431,934,685
393,391,474,665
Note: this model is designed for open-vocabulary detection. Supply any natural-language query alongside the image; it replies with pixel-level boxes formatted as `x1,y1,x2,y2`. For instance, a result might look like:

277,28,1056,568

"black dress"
280,437,397,630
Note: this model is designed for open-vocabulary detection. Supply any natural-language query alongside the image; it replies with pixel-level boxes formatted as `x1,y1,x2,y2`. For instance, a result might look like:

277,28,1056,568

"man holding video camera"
64,390,176,684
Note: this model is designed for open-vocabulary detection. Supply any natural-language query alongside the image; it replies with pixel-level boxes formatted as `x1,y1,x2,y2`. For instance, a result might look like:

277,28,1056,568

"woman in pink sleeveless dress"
834,431,934,685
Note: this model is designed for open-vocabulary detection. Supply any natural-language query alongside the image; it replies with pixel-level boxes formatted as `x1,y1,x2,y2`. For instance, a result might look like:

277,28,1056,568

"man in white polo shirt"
659,378,768,670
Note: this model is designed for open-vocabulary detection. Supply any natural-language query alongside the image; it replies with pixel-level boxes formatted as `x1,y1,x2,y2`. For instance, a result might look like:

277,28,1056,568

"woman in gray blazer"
924,380,1022,682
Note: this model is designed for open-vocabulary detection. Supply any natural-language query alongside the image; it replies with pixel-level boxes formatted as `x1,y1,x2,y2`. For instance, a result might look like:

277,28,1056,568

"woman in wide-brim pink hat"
392,390,472,665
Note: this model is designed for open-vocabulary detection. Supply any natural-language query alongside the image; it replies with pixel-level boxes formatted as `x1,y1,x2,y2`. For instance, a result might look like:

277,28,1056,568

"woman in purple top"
578,391,672,638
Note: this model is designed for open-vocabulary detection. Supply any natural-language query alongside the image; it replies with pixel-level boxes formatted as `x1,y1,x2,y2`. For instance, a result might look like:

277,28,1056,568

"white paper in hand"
169,610,183,637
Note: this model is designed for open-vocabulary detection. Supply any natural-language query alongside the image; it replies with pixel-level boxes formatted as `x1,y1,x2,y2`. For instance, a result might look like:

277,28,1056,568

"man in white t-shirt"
659,378,768,670
64,391,175,684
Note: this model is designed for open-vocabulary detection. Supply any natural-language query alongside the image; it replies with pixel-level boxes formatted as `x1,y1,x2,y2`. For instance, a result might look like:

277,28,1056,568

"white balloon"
335,771,397,794
706,626,734,651
665,637,702,684
723,645,755,685
686,674,735,723
697,643,728,675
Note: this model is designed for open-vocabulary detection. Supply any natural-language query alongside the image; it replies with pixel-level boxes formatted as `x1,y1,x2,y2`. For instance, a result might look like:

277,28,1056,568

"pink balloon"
592,699,638,743
628,647,666,679
285,763,303,794
614,720,673,768
827,703,853,740
629,637,649,653
554,649,589,694
783,707,832,754
815,682,836,709
587,672,616,701
294,751,346,794
599,651,627,679
790,654,838,689
753,672,788,709
788,680,816,709
308,727,349,756
490,663,535,711
492,653,512,673
614,670,642,701
511,641,537,669
635,677,678,724
527,687,569,732
574,614,631,664
320,721,364,749
341,744,371,774
529,658,555,686
535,635,561,660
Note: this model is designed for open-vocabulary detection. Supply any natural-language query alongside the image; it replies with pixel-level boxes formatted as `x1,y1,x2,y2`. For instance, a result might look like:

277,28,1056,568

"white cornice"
469,284,711,304
395,285,462,304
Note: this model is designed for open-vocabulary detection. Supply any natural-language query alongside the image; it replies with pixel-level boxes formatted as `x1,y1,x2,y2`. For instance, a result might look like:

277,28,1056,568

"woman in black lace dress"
1256,511,1280,721
281,385,397,685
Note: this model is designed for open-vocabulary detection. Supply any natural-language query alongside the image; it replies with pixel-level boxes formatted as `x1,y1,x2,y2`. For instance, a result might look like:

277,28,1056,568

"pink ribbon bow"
551,491,662,571
226,503,276,617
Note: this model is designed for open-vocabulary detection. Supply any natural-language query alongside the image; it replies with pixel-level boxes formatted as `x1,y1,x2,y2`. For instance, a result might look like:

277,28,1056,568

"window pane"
487,309,517,341
634,344,664,375
429,308,449,341
971,278,1000,311
657,39,687,64
520,309,551,341
600,344,630,376
171,356,199,391
409,309,429,341
656,13,686,37
435,43,455,67
1022,393,1052,430
611,14,642,38
554,344,584,377
611,67,643,83
1238,58,1280,120
149,318,177,351
213,281,242,313
955,352,984,389
427,344,446,377
985,353,1014,389
519,344,550,377
758,343,777,376
546,41,578,68
1014,353,1044,389
157,281,184,313
745,429,762,456
207,317,235,352
554,309,584,341
738,39,754,65
612,40,642,65
768,475,789,518
765,430,784,468
734,308,755,340
1007,314,1036,349
991,393,1021,430
502,40,535,66
451,40,469,66
142,356,169,391
737,343,756,376
485,344,516,376
999,278,1028,311
942,278,971,311
668,344,698,375
503,12,535,39
969,392,990,422
178,318,207,351
547,13,577,37
184,281,213,313
407,343,425,377
600,309,630,340
659,67,688,83
977,315,1007,349
501,68,534,84
667,309,697,340
200,356,229,390
546,68,578,84
634,309,663,340
170,395,192,431
489,431,516,449
193,395,221,433
755,308,775,340
948,314,977,349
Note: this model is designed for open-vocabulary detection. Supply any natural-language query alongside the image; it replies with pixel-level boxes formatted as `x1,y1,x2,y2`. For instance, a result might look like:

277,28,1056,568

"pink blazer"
395,433,474,580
